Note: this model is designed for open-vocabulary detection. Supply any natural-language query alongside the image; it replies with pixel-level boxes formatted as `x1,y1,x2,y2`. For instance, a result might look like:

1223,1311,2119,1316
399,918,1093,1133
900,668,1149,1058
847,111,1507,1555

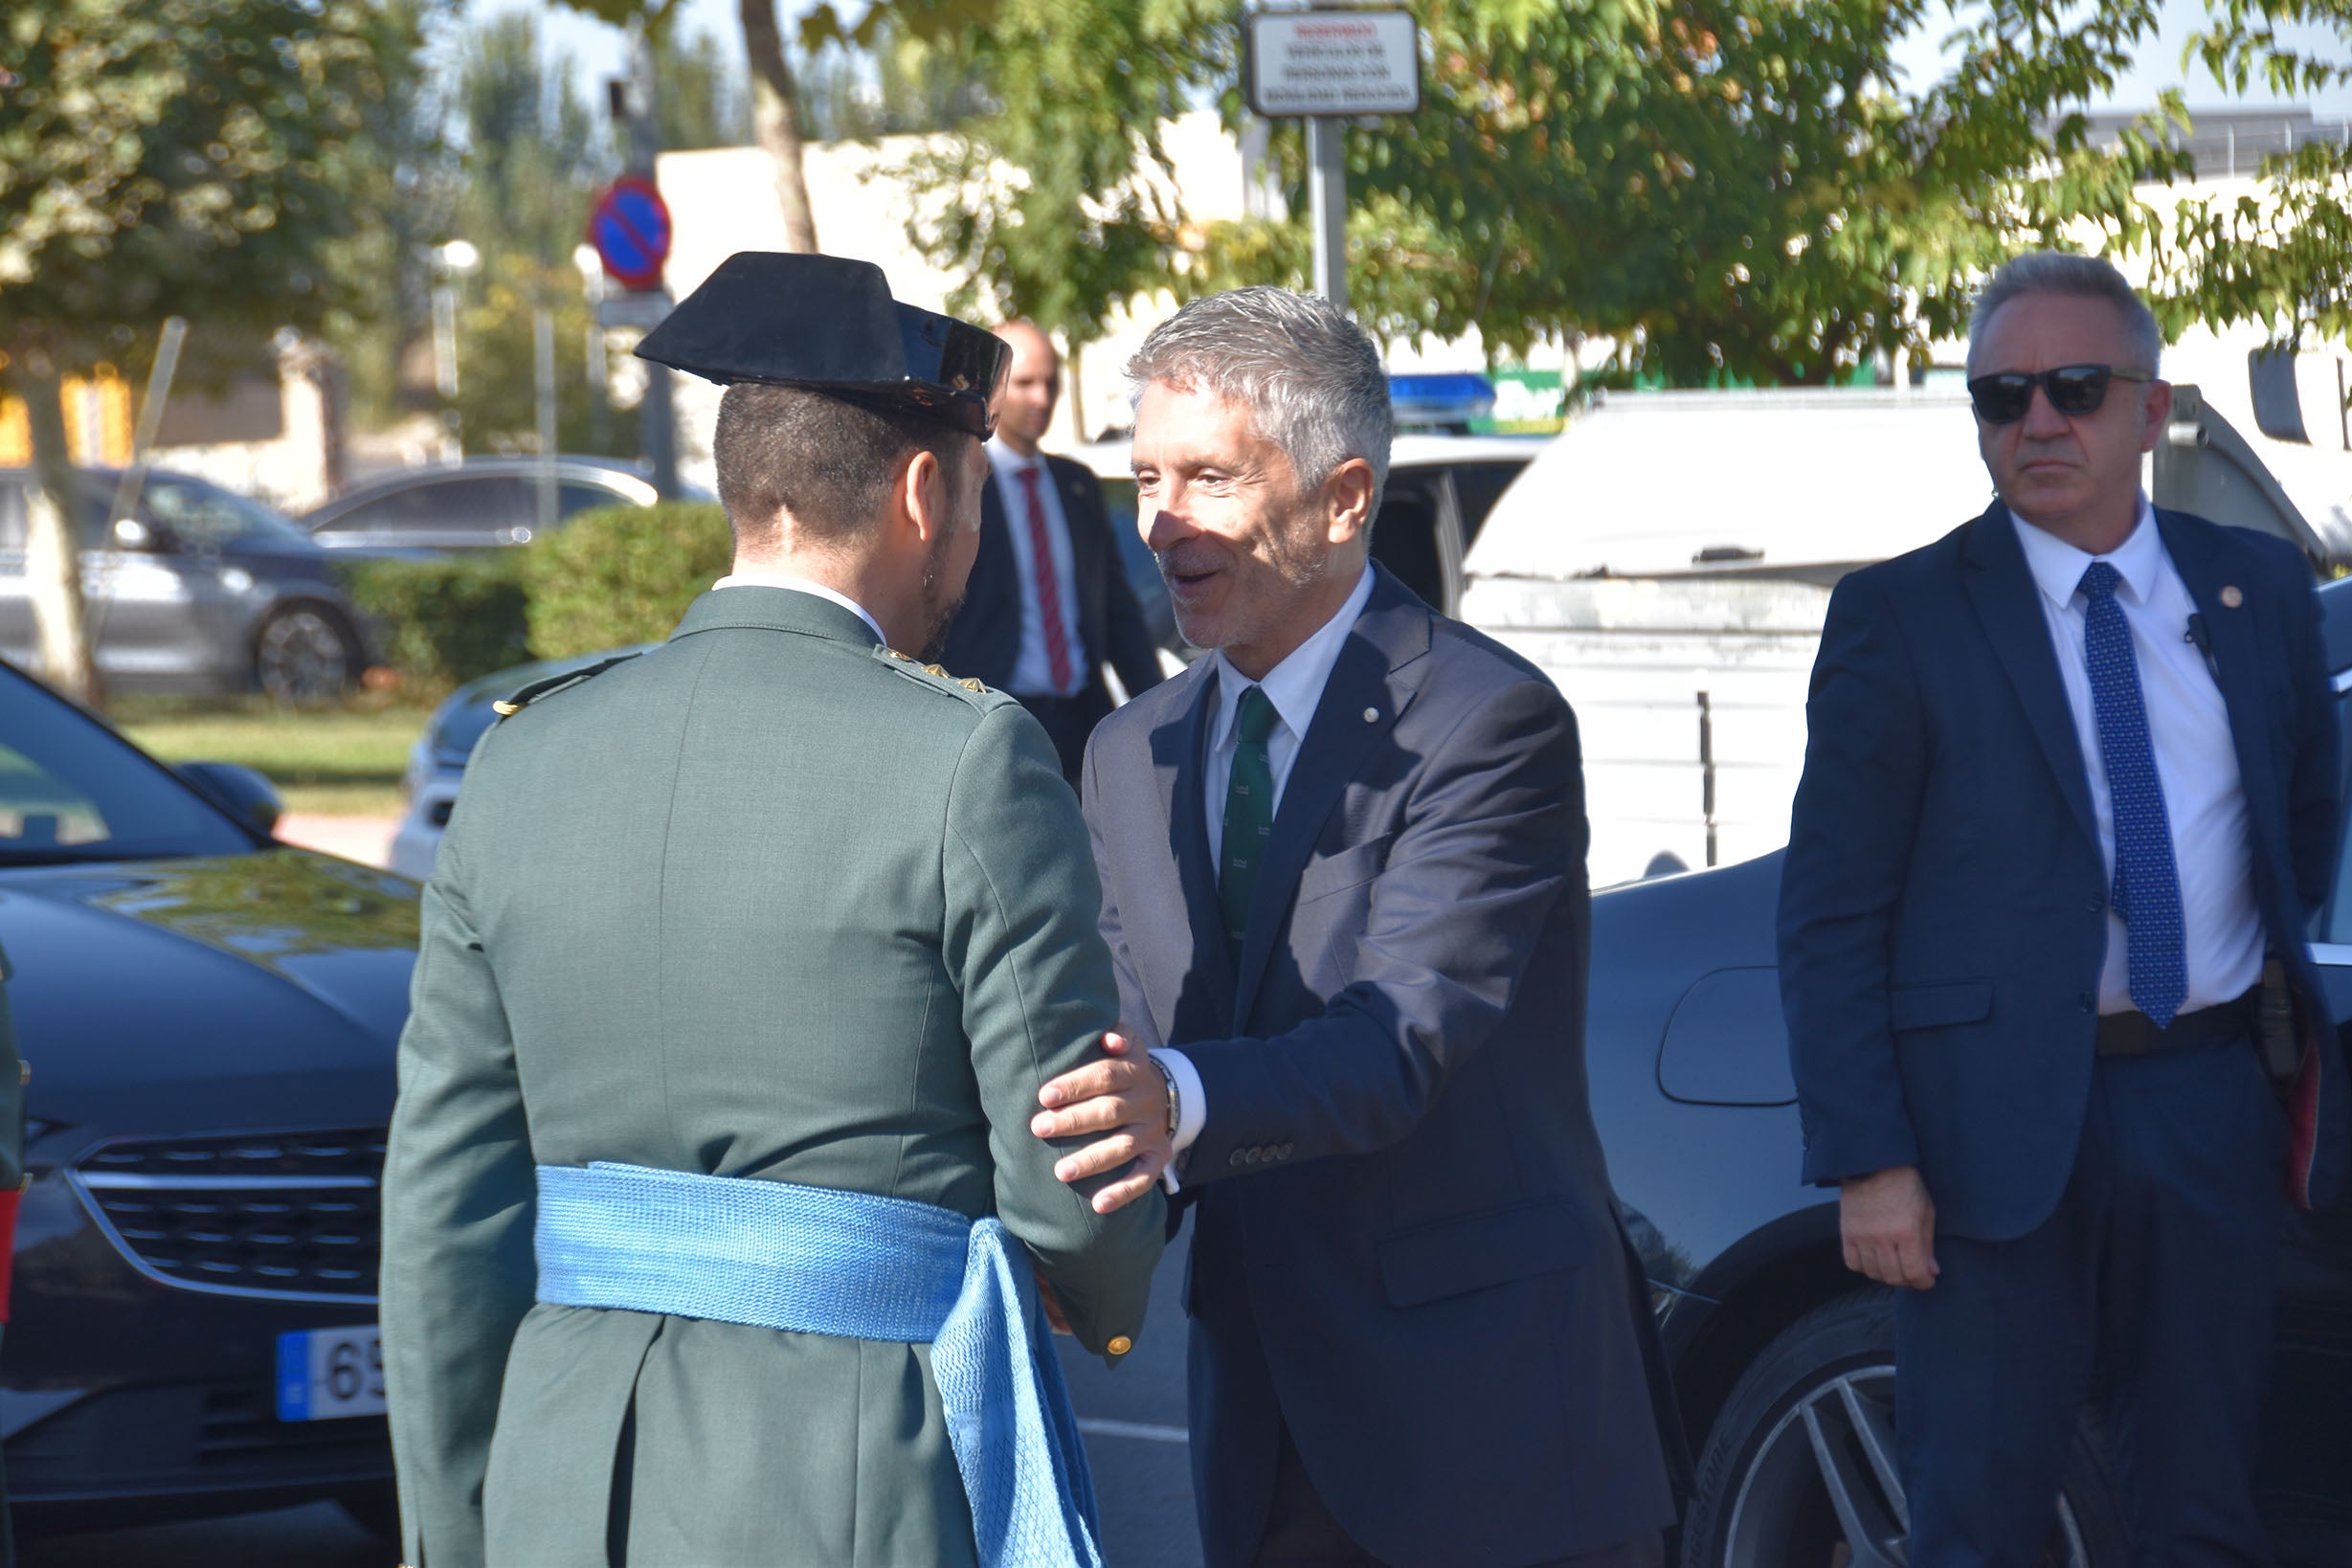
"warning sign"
1245,11,1421,118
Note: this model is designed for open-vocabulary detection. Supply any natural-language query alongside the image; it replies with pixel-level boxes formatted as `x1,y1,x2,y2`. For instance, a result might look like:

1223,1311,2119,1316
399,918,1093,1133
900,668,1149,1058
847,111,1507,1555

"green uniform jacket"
381,587,1165,1568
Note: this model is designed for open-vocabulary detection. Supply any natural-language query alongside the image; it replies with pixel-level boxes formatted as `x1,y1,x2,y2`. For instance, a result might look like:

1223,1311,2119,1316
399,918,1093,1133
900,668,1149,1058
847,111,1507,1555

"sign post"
1245,9,1422,314
592,23,680,498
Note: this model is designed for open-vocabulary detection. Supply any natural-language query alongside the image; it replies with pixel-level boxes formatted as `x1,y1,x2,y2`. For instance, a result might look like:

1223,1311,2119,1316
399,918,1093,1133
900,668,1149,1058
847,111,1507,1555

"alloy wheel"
257,608,352,706
1721,1363,2090,1568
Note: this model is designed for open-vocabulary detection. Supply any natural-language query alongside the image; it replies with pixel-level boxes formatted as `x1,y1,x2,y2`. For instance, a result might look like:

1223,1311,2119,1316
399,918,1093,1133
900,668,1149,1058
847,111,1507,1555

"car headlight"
399,731,435,807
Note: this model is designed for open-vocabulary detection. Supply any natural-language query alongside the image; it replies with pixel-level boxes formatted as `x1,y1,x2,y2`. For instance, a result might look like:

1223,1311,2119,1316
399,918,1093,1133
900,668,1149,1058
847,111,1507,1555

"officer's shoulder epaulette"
492,653,641,720
871,645,997,706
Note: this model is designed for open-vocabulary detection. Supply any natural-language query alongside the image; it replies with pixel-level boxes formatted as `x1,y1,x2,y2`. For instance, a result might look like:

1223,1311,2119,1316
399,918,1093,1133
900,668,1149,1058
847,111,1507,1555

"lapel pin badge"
2219,585,2244,609
1362,706,1379,723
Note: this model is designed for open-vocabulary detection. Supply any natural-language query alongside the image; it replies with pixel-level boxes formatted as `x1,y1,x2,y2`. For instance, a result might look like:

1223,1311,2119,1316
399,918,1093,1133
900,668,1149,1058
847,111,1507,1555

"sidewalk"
275,815,398,871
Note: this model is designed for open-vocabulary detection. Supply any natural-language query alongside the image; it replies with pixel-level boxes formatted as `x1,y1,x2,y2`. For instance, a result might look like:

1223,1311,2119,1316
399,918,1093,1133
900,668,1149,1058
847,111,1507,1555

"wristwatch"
1147,1052,1180,1138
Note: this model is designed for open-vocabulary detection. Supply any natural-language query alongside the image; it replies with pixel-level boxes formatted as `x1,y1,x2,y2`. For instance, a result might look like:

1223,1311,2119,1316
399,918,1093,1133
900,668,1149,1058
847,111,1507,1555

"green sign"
1478,368,1566,434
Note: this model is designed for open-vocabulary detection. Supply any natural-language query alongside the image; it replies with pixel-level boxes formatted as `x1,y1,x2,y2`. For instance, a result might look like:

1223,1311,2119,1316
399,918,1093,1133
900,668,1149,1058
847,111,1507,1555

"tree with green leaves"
903,0,2352,383
0,0,396,704
659,26,755,150
428,14,625,459
450,13,608,268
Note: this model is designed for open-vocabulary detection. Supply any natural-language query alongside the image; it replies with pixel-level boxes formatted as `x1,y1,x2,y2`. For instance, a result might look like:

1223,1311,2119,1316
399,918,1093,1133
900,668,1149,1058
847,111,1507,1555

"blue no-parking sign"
589,175,673,292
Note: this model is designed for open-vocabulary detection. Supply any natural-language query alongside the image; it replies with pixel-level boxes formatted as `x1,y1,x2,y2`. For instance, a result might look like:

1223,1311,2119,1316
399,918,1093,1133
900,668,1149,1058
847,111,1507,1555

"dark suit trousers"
1896,1034,2284,1568
1251,1420,1662,1568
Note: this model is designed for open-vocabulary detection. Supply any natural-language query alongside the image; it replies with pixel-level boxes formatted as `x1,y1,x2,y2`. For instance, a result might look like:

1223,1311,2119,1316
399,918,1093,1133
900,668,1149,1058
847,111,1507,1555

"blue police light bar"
1389,372,1496,430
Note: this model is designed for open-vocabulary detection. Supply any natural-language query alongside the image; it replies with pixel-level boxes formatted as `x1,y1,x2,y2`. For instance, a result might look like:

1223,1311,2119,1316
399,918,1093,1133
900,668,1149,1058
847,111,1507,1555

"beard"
916,523,967,663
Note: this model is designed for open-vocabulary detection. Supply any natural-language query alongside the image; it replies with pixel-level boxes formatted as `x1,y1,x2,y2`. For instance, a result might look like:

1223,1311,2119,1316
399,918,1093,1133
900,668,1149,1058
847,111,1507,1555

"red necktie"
1018,464,1076,694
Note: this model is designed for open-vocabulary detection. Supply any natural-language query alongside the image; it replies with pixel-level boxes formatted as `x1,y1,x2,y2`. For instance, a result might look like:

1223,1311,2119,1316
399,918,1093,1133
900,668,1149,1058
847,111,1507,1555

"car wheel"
1680,1290,2126,1568
256,604,355,705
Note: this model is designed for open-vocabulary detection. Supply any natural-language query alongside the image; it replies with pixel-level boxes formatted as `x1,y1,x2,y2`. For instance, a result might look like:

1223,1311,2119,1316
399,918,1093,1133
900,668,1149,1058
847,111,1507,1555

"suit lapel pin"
2220,585,2244,609
1362,706,1379,723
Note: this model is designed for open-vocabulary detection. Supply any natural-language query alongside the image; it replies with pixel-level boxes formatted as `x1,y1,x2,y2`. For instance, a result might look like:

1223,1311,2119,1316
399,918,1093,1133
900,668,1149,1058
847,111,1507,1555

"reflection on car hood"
0,850,416,1129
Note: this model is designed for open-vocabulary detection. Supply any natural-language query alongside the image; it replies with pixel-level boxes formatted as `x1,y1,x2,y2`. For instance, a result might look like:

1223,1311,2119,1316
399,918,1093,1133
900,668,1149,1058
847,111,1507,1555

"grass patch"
112,695,435,818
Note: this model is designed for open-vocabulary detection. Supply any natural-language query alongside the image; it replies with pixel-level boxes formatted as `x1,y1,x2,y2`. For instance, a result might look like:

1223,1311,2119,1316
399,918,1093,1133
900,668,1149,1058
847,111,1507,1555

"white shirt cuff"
1151,1047,1206,1194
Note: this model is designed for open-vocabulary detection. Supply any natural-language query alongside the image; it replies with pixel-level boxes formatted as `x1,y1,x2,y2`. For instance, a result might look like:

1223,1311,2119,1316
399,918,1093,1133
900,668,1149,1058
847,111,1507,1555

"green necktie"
1220,685,1279,957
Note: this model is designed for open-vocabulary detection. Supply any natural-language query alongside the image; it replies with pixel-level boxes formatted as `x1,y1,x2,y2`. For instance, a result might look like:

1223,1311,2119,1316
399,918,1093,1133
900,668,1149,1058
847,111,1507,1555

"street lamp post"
430,239,481,466
573,243,612,456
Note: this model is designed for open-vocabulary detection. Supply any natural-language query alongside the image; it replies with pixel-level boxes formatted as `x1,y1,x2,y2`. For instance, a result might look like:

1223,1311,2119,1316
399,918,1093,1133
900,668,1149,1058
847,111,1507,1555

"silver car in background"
302,458,706,553
0,467,366,702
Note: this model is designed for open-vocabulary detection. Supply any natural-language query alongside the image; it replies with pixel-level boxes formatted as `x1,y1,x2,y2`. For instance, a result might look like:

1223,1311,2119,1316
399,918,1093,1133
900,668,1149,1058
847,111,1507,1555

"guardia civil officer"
380,254,1170,1568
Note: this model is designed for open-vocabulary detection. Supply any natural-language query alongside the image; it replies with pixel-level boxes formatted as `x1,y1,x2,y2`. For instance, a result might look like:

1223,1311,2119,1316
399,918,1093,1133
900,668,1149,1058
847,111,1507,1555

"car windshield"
137,473,314,550
0,670,255,865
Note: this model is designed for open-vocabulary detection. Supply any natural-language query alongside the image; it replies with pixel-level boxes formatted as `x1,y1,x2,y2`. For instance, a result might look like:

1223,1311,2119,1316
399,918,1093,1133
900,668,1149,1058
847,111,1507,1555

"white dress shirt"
2010,502,2261,1015
712,571,887,647
1153,566,1377,1190
987,442,1086,697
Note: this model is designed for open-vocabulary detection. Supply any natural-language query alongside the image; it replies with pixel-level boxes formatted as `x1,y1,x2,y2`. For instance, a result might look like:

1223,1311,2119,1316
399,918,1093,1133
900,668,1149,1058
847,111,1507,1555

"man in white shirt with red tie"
942,320,1168,781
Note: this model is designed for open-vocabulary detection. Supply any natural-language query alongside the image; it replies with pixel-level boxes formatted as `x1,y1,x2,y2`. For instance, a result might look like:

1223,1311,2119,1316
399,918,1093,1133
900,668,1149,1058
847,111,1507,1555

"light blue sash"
534,1161,1104,1568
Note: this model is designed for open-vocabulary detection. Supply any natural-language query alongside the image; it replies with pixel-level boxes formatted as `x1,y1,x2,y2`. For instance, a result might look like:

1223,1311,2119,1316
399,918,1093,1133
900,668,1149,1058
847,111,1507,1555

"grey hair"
1127,287,1391,513
1967,252,2162,375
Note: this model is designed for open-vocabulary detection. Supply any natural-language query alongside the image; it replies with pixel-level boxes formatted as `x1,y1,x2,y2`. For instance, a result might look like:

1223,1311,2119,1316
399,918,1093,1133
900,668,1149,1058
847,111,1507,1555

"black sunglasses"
1967,364,2155,425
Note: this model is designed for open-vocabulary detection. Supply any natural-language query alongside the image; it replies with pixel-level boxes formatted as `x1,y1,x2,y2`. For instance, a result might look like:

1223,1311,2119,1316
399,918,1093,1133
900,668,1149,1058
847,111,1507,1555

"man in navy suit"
941,320,1166,781
1781,252,2344,1565
1028,287,1676,1567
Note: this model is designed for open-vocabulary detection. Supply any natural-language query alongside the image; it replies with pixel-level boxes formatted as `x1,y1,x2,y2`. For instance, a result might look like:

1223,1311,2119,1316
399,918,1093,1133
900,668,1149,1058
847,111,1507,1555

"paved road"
20,1231,1203,1567
1061,1227,1200,1568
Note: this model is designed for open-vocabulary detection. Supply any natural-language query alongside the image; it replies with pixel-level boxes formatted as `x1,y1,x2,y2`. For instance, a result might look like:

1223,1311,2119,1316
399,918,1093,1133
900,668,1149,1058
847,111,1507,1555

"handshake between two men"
378,270,1678,1568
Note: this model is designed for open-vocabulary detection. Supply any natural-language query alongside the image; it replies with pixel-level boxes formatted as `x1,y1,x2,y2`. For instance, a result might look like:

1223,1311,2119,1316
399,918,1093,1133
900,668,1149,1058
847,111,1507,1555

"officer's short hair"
712,384,975,551
1967,252,2163,376
1127,287,1391,516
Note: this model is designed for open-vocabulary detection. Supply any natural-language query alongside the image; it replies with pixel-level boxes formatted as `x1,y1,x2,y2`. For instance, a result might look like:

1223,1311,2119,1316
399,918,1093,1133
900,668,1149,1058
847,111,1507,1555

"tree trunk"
7,342,100,706
739,0,822,253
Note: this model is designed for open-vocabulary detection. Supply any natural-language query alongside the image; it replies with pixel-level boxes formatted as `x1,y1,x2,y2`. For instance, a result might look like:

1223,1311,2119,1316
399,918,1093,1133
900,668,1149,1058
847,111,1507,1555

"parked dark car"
302,457,708,554
0,468,368,703
0,659,412,1537
1596,574,2352,1566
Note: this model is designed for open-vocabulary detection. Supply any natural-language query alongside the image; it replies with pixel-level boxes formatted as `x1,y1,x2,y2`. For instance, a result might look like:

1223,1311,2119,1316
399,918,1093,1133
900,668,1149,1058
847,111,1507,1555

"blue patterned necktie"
2077,560,2187,1027
1220,685,1279,958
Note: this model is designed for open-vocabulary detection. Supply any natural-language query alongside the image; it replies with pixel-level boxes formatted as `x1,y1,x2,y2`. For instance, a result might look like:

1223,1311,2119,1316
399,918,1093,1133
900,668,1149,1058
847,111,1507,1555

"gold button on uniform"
1107,1336,1132,1356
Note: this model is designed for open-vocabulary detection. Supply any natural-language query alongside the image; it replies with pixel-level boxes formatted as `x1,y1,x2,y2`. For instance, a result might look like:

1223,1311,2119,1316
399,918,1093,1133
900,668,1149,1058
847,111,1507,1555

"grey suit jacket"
381,587,1164,1568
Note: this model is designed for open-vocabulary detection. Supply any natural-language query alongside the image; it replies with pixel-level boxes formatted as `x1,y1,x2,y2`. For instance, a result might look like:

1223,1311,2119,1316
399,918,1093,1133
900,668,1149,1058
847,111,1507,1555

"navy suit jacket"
1082,566,1676,1568
941,454,1165,709
1780,503,2344,1243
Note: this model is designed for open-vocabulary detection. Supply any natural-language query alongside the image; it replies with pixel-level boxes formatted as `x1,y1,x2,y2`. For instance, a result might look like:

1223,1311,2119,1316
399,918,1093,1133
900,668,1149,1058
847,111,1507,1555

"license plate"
276,1324,386,1422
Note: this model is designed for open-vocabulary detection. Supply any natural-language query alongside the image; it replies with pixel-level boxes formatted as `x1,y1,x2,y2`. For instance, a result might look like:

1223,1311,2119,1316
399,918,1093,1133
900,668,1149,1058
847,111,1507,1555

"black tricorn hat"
635,253,1009,437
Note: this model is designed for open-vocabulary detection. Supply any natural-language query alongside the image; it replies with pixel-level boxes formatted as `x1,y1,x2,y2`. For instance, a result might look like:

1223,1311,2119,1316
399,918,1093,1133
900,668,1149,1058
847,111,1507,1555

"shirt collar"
987,440,1047,484
711,571,887,646
2009,495,2162,610
1209,567,1377,751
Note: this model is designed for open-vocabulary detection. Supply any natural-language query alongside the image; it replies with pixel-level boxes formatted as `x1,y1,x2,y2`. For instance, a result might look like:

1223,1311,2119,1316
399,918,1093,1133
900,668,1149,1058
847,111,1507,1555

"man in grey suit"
1030,288,1677,1568
381,254,1169,1568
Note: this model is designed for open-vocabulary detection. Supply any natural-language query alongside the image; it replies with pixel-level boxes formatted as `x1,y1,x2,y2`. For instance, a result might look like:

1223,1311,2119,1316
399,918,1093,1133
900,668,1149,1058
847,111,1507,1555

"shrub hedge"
525,501,733,661
336,552,531,691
